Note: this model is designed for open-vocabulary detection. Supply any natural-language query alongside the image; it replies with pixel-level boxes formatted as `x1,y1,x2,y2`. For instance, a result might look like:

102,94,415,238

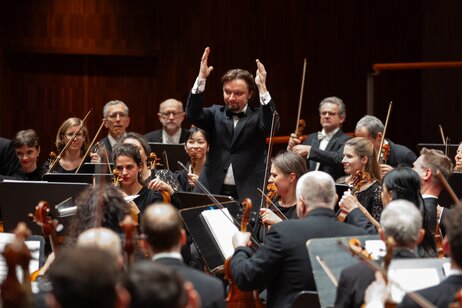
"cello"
224,199,264,308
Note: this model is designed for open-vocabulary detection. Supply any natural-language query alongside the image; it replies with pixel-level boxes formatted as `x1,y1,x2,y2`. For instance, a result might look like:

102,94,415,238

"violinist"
142,203,226,308
112,143,163,221
334,200,424,308
120,132,181,192
355,115,417,177
43,117,100,173
230,171,366,308
255,151,307,241
338,137,384,227
287,96,350,181
99,100,131,160
12,129,43,181
455,141,462,172
175,127,209,192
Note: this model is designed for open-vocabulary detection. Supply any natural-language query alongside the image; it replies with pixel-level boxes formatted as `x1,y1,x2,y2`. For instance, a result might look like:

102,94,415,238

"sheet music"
388,267,440,303
0,233,40,283
365,239,386,260
201,208,239,259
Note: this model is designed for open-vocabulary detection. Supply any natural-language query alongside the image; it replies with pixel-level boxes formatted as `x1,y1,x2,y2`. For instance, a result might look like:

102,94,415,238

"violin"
112,168,122,186
261,183,288,221
120,215,138,270
1,222,33,308
224,199,264,308
147,152,171,203
379,143,391,164
450,288,462,307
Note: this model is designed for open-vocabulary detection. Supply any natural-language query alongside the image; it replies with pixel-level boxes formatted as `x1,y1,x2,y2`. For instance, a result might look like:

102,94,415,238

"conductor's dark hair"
221,69,256,95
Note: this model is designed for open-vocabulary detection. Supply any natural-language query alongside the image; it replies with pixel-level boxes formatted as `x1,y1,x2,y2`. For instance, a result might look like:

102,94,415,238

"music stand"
77,162,114,174
416,143,459,164
180,201,241,274
148,142,189,171
43,173,112,184
0,180,90,234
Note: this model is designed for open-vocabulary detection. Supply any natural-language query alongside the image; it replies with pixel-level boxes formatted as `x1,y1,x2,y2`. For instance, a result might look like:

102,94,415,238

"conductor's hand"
198,47,214,79
260,208,283,225
232,231,251,249
287,133,302,151
255,59,267,93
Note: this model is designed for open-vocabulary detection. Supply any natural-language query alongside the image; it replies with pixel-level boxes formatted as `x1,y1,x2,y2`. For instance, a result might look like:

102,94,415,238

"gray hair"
159,98,184,112
296,171,336,210
380,199,422,247
355,115,384,138
319,96,346,118
103,100,129,118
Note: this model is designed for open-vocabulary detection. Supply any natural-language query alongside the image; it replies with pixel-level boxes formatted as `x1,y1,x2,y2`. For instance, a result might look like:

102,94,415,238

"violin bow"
315,255,338,287
377,101,392,162
75,119,106,173
260,111,279,211
257,188,288,221
47,109,93,173
294,58,307,135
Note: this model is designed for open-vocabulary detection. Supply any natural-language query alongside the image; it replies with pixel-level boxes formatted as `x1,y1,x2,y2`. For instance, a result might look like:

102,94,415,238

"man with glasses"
100,100,131,160
288,96,350,180
144,98,189,144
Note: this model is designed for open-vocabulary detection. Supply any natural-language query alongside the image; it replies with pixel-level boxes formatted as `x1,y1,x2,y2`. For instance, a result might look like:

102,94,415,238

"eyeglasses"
320,111,338,117
107,112,128,119
65,132,85,138
159,111,184,118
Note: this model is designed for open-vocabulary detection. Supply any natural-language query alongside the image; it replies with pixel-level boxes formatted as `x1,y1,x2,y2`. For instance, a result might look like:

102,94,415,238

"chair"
291,290,321,308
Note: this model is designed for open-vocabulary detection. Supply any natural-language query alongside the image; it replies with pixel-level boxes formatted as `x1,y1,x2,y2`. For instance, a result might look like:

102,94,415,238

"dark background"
1,1,460,165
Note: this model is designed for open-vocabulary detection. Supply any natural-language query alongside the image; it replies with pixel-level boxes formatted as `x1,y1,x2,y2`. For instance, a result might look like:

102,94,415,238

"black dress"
133,186,163,221
13,167,43,181
42,156,91,174
253,200,298,243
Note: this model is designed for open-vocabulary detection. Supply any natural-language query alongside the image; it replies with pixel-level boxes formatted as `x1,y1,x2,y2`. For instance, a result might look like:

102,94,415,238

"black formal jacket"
303,129,350,180
230,207,367,308
186,91,277,210
154,257,226,308
144,128,189,143
423,196,438,238
334,249,416,308
0,137,19,178
399,274,462,307
99,136,114,163
386,139,417,168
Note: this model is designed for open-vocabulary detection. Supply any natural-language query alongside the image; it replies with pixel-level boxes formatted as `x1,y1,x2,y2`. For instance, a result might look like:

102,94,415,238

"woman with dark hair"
67,184,131,243
12,129,42,180
338,137,383,228
174,127,209,192
112,143,163,221
382,166,438,257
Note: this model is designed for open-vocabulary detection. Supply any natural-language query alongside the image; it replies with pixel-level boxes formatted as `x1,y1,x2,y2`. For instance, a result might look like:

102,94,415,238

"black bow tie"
226,110,245,118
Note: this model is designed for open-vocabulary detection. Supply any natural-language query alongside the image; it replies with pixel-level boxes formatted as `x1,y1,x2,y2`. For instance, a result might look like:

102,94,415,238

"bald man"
144,98,189,144
142,203,225,308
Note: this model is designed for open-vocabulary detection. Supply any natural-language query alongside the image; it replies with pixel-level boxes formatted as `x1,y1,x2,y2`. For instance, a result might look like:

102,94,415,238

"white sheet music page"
201,208,239,259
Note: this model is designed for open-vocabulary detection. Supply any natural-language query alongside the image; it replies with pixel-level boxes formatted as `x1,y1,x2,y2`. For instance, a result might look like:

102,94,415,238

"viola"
147,152,171,203
120,215,138,270
224,199,264,308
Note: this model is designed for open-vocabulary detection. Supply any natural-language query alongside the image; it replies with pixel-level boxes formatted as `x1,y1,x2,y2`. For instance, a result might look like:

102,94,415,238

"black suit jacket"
144,128,189,143
303,129,350,180
230,208,367,308
186,92,277,209
0,137,19,178
423,197,438,238
154,257,225,308
386,139,417,168
399,274,462,307
334,249,416,308
99,136,114,163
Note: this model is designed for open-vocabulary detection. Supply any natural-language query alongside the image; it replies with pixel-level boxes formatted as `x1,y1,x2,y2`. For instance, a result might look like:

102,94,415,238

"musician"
355,115,417,177
185,47,277,213
43,117,99,173
142,203,226,308
47,247,130,308
334,199,424,308
122,261,201,308
112,143,163,221
12,129,42,181
175,126,209,192
287,96,350,181
254,151,308,241
120,132,181,192
77,227,124,267
455,141,462,171
100,100,131,160
413,148,453,238
144,98,189,144
338,137,384,227
0,136,20,178
398,205,462,307
230,171,367,308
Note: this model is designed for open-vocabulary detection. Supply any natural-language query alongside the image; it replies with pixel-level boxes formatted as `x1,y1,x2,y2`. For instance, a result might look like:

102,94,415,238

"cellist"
230,171,367,308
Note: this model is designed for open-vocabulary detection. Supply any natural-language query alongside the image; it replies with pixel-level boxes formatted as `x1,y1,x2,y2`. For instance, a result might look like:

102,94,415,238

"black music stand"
148,142,189,171
416,143,459,164
77,162,114,174
179,201,241,274
0,180,90,234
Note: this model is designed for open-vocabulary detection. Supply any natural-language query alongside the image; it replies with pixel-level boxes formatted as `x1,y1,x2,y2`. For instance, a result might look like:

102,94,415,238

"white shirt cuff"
192,77,206,94
259,91,271,105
